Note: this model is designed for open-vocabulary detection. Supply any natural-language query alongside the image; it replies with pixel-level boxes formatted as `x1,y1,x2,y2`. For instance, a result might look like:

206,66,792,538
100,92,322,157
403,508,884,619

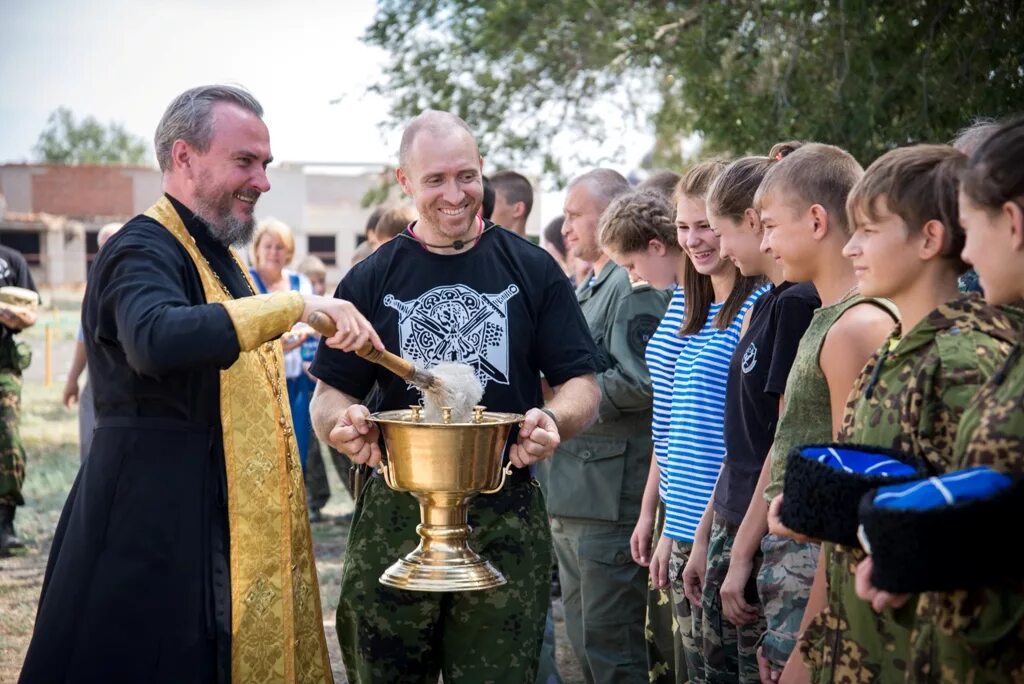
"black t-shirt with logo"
310,222,600,416
714,281,820,524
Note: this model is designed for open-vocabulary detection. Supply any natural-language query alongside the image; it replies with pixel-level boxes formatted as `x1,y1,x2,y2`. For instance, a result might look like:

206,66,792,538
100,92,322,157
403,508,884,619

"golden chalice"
369,405,523,592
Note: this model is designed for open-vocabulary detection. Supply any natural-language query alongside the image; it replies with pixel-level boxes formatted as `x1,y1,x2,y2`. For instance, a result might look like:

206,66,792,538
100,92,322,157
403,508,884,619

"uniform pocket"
542,435,628,521
578,530,634,567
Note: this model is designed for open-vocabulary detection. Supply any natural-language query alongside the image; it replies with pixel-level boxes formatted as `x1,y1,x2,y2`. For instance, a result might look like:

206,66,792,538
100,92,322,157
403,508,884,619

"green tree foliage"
365,0,1022,176
34,107,149,165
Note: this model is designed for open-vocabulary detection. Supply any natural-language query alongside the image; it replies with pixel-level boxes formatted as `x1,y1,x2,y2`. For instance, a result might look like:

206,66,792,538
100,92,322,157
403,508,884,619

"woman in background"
249,218,315,471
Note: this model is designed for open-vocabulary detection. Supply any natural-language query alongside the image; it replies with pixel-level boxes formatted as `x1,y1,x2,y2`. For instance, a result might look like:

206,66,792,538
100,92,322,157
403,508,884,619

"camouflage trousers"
336,476,551,683
669,539,705,684
755,534,820,670
551,517,649,684
0,370,25,507
647,503,686,683
701,516,765,684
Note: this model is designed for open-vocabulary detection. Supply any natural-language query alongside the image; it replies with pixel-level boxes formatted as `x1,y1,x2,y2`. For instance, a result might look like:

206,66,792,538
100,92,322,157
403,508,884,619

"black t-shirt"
0,244,38,340
311,222,600,416
714,281,820,524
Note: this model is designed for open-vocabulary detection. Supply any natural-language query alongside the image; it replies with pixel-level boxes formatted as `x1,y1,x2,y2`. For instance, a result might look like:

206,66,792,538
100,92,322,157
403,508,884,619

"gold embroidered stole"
144,197,332,683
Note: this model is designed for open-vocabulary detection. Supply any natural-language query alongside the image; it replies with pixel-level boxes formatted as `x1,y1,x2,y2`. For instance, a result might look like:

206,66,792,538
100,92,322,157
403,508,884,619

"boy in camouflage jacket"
855,117,1024,683
792,145,1019,682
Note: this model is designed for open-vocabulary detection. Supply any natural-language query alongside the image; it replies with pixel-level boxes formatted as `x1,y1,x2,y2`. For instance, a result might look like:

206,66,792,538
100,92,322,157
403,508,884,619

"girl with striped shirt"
652,161,769,680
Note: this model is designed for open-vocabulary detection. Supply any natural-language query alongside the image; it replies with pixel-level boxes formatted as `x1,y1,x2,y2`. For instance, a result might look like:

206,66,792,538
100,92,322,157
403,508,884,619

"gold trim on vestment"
144,197,332,684
222,292,305,352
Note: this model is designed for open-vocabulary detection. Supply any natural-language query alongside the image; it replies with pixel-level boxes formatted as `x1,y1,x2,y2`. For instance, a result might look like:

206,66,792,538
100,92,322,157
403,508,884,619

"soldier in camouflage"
796,145,1020,682
798,296,1018,682
864,116,1024,683
0,245,38,557
906,329,1024,683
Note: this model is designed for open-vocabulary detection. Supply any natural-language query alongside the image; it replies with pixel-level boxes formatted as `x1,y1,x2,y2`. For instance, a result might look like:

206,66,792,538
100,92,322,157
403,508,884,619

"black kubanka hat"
780,443,926,548
857,466,1024,593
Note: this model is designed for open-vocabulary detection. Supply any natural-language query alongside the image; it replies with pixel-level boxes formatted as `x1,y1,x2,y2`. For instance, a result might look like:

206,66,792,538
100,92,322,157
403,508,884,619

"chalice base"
378,523,508,592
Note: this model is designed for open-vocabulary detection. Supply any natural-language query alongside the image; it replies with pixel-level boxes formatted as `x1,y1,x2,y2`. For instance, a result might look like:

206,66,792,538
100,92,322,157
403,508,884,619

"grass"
0,383,80,683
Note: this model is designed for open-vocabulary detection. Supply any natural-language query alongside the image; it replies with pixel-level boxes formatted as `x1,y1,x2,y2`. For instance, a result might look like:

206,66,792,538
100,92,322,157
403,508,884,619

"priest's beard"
193,176,258,247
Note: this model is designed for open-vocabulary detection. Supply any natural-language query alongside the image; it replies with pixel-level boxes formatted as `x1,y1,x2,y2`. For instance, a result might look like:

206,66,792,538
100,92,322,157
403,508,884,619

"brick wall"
30,165,136,217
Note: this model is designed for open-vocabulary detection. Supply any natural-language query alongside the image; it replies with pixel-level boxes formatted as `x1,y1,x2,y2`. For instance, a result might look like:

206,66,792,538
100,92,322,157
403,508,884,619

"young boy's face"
759,192,816,283
310,275,326,296
843,199,923,300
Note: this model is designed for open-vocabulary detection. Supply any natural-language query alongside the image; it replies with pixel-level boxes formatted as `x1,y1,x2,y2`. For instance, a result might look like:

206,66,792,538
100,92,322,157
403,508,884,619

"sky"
0,0,397,167
0,0,664,225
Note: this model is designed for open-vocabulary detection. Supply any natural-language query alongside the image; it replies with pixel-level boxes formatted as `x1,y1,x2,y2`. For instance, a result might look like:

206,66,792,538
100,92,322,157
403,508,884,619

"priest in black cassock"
18,85,378,684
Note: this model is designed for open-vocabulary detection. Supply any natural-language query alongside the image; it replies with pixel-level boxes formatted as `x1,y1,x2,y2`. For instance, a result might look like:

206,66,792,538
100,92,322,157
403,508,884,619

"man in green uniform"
0,246,38,556
537,169,669,684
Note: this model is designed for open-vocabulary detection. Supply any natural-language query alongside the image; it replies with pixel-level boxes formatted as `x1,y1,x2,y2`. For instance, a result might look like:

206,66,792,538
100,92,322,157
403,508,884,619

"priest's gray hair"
568,168,631,211
399,110,476,169
155,85,264,172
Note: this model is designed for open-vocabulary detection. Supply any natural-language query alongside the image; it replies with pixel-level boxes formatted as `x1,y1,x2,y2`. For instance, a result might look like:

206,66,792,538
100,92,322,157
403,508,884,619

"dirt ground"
0,294,584,683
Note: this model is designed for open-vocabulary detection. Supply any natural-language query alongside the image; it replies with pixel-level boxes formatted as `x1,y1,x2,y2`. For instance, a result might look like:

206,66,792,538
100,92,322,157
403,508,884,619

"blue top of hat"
799,446,918,478
871,466,1012,511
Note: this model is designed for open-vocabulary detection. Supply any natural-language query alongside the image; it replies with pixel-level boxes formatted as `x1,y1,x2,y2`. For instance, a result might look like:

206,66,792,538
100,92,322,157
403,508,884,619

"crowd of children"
592,116,1024,684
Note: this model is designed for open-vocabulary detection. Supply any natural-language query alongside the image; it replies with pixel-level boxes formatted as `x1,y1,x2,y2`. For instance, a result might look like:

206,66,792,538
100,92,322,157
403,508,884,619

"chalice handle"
377,462,400,490
480,463,514,495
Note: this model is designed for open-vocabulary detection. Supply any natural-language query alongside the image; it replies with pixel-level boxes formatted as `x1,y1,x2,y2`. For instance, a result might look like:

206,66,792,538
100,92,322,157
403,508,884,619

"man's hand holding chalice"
509,408,560,468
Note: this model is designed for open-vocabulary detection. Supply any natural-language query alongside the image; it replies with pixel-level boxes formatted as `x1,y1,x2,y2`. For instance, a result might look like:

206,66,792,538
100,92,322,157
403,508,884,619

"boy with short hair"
855,118,1024,683
792,144,1019,681
750,144,897,681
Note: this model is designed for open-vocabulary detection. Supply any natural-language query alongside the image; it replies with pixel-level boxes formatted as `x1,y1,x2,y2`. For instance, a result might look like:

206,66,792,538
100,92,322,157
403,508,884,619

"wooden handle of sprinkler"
307,310,417,381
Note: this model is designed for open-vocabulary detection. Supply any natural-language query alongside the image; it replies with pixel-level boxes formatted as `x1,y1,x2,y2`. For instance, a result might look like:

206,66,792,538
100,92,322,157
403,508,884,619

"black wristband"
539,407,559,432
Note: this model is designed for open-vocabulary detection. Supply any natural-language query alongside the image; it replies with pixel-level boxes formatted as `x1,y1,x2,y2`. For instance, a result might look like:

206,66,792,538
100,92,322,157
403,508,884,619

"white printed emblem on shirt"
741,342,758,374
384,283,520,390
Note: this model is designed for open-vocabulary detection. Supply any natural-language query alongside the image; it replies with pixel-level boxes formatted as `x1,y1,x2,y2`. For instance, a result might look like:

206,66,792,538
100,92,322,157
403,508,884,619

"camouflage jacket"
909,305,1024,683
799,296,1019,683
